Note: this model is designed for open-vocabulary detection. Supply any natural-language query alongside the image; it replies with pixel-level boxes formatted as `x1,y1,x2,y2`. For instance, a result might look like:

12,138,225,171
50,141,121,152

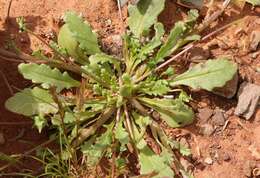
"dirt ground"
0,0,259,177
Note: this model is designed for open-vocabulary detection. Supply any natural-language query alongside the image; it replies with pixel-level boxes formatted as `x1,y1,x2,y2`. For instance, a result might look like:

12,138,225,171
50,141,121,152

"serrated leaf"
138,97,194,127
128,0,165,37
170,59,237,91
5,87,57,116
64,11,101,55
19,63,80,91
139,79,170,96
139,146,174,177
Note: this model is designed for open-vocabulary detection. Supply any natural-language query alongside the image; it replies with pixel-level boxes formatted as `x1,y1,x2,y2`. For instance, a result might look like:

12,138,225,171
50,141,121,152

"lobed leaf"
63,11,101,55
18,63,81,91
170,59,238,91
5,87,57,116
128,0,165,37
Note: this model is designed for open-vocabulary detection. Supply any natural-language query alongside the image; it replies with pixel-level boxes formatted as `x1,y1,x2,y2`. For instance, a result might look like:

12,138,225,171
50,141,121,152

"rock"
234,82,260,120
222,153,231,162
189,47,210,62
0,132,5,145
204,157,213,165
197,107,213,123
200,124,215,136
211,108,226,126
111,35,122,46
249,30,260,51
213,72,238,99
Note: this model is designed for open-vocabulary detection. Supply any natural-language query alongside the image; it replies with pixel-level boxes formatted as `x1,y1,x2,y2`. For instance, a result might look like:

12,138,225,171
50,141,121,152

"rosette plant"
5,0,237,177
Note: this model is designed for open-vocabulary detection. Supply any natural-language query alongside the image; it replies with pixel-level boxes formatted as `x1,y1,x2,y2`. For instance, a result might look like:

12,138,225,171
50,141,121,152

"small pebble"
204,157,213,165
223,153,231,162
211,108,226,126
197,107,213,123
200,124,215,136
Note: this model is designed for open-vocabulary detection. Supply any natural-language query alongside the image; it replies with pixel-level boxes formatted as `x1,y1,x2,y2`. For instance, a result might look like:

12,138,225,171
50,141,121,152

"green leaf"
161,67,175,77
5,87,57,116
141,22,165,55
89,53,120,70
138,79,170,96
246,0,260,5
170,59,238,91
154,10,199,64
170,140,191,156
128,0,165,37
58,24,87,64
132,113,151,149
64,11,101,55
139,146,174,177
82,55,118,87
33,115,47,133
81,124,113,166
115,117,129,150
179,143,191,156
155,22,186,62
18,63,80,91
32,49,49,61
138,97,194,127
120,73,134,97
